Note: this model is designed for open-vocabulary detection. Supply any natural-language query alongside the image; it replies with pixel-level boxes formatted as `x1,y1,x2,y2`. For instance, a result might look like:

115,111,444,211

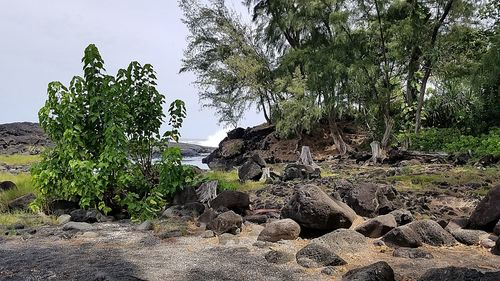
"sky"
0,0,263,146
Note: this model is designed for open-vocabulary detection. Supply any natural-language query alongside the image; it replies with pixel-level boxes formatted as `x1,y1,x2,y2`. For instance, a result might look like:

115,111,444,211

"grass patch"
0,154,40,166
0,211,56,228
0,172,36,212
204,170,265,192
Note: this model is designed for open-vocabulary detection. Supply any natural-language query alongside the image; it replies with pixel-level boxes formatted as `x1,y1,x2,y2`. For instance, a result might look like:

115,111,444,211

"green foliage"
405,128,500,157
32,44,191,220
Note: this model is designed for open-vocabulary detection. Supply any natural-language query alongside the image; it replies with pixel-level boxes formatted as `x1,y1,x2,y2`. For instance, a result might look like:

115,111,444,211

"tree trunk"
381,115,394,149
196,180,218,205
370,141,384,163
299,146,319,168
329,120,351,156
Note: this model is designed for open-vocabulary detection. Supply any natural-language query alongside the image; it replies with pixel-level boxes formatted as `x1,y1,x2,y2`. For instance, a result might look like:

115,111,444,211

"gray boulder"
494,220,500,236
0,181,16,191
210,190,250,214
493,238,500,256
451,229,488,246
389,209,414,226
137,220,154,231
418,267,500,281
281,185,357,231
8,193,35,211
342,261,395,281
207,210,243,235
257,219,301,242
343,183,398,218
283,163,321,181
355,214,397,238
238,160,263,181
57,214,71,225
264,250,294,264
469,185,500,231
70,208,109,223
313,229,369,253
444,218,469,232
393,247,433,259
382,220,456,248
62,222,94,232
296,243,347,268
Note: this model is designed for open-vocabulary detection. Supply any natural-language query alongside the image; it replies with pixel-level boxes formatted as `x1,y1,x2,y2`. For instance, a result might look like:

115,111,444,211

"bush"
406,128,500,158
32,44,193,219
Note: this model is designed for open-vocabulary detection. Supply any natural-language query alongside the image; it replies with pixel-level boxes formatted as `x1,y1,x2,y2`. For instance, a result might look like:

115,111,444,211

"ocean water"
182,155,209,170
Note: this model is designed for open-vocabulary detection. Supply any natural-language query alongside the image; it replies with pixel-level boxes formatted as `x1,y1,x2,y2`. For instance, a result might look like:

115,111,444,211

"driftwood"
196,180,218,205
299,146,320,168
386,149,449,164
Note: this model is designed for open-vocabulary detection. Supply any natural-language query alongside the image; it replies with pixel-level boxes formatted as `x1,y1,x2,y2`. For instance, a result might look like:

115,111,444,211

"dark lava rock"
283,163,321,181
0,180,16,191
321,266,337,276
281,185,357,232
476,155,499,167
389,209,414,226
264,250,294,264
469,185,500,231
227,127,245,139
163,203,205,218
257,219,301,242
70,209,108,223
197,208,218,225
0,122,51,154
493,238,500,256
206,210,243,235
342,183,398,218
159,230,183,239
444,218,469,232
172,186,199,206
382,220,456,248
296,243,347,268
494,220,500,236
210,190,250,214
418,267,500,281
451,229,488,246
238,160,263,181
392,247,433,259
244,214,268,224
342,261,395,281
8,193,36,211
355,214,397,238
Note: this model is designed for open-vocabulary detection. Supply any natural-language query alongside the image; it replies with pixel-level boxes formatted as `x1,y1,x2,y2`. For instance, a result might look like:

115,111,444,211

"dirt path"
1,222,499,281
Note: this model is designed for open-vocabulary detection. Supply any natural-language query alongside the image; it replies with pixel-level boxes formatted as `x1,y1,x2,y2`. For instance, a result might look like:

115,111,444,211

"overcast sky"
0,0,263,142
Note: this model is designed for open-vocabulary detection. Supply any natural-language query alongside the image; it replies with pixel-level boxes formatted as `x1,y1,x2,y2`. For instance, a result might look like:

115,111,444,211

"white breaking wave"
197,128,230,148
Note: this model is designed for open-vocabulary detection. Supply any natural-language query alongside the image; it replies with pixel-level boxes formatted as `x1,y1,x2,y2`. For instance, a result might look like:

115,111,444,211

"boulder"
171,186,199,205
218,233,240,245
493,238,500,256
281,185,357,232
469,185,500,231
207,211,243,235
382,220,456,248
296,243,347,268
264,250,294,264
159,230,183,239
210,190,250,214
355,214,397,238
57,214,71,225
238,160,263,181
0,181,16,191
481,238,496,249
418,267,500,281
342,261,395,281
62,222,94,232
8,193,36,211
257,219,301,242
392,247,433,259
389,209,414,226
250,153,267,167
227,127,245,139
197,208,218,225
202,230,215,238
163,203,206,218
221,139,245,158
283,163,321,181
70,209,108,223
343,183,398,218
312,229,369,253
451,229,488,246
444,218,469,232
494,220,500,236
137,220,153,231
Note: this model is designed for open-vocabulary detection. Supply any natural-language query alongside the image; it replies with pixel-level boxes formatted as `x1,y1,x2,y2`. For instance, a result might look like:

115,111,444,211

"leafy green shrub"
32,44,192,219
405,128,500,158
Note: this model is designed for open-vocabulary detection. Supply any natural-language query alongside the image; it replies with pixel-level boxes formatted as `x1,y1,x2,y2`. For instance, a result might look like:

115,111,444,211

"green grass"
0,211,56,228
0,154,40,166
0,172,36,212
204,170,265,192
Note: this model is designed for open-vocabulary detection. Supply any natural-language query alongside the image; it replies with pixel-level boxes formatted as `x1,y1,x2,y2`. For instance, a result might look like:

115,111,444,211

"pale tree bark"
196,180,218,206
299,146,320,168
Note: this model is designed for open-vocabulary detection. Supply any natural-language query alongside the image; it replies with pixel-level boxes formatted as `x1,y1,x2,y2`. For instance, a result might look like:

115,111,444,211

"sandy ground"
0,222,499,281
